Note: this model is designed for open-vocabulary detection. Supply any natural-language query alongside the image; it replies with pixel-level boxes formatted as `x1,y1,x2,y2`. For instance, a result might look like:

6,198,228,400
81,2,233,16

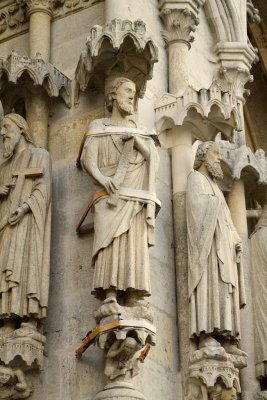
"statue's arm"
81,138,117,194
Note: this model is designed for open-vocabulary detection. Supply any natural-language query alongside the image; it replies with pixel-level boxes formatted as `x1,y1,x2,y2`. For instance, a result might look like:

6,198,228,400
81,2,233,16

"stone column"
25,87,50,149
228,180,260,400
27,0,52,62
159,4,201,393
160,7,199,96
25,0,52,149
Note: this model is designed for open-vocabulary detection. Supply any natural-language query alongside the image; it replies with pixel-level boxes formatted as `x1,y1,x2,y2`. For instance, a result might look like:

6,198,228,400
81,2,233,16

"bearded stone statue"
186,141,246,353
78,77,160,305
0,113,51,334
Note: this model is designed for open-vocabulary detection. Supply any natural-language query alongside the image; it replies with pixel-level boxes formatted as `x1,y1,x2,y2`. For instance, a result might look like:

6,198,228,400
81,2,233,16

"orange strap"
76,190,108,233
138,343,151,362
76,320,121,359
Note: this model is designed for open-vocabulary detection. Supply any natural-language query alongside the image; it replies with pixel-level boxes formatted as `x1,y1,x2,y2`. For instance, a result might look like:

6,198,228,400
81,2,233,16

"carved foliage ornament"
247,0,261,24
0,2,26,35
160,8,199,48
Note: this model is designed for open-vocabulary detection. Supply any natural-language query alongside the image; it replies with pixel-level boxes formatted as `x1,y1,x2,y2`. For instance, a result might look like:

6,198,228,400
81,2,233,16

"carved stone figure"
186,142,246,351
79,77,160,304
0,113,51,334
0,366,31,399
250,206,267,381
104,337,142,381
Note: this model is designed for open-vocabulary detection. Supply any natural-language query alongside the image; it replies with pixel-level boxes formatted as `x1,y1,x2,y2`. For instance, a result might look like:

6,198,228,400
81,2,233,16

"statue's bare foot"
20,319,37,331
223,343,247,356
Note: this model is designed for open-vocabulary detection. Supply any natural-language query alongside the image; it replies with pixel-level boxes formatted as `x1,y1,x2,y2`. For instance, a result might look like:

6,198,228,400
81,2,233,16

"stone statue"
79,77,160,304
0,366,31,399
186,141,246,352
0,113,51,334
250,205,267,381
104,337,142,380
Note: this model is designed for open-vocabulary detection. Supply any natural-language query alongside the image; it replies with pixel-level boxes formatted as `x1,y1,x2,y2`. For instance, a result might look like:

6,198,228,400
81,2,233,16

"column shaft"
29,11,51,62
228,180,260,399
168,42,189,97
26,89,49,149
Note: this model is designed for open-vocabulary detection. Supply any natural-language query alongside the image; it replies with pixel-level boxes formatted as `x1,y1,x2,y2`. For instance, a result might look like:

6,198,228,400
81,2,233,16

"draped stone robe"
80,119,160,300
0,145,51,319
250,213,267,379
186,171,246,339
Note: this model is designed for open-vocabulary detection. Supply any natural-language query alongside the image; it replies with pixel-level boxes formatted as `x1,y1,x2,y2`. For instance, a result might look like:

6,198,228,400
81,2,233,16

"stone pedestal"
94,382,146,400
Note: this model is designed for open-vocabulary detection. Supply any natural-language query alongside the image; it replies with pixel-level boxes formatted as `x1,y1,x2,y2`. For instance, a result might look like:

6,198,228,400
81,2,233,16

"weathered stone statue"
250,206,267,382
186,141,245,350
186,141,247,399
79,77,160,304
0,113,51,334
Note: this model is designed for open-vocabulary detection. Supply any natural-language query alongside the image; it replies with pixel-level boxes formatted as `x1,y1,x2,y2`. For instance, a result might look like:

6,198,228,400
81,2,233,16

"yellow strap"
76,190,108,233
75,320,121,358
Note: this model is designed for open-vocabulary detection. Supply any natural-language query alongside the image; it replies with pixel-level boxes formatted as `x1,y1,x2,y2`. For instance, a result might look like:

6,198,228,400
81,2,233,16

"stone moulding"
74,18,158,104
0,52,72,107
155,83,242,133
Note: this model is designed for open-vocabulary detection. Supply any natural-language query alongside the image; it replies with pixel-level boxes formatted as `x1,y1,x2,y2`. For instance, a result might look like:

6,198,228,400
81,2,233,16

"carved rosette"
160,8,199,48
0,51,72,107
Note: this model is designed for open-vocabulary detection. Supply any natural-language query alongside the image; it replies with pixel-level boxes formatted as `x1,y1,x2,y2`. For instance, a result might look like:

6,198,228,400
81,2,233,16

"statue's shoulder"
31,146,51,163
188,170,203,182
87,118,109,131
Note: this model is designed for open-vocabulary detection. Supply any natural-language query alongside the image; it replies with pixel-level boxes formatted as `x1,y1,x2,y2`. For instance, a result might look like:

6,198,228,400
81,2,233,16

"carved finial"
160,8,199,49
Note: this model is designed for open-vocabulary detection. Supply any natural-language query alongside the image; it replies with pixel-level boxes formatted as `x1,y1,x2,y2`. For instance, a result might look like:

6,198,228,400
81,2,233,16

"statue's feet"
223,343,247,356
199,335,221,349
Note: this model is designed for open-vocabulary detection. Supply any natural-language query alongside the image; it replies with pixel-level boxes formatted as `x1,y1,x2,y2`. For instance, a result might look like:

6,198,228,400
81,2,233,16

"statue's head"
106,77,136,116
194,141,223,180
0,113,35,159
0,366,13,385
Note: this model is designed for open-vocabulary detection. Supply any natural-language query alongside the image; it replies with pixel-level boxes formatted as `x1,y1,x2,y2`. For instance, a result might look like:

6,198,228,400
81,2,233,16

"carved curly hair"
105,77,135,113
193,141,215,170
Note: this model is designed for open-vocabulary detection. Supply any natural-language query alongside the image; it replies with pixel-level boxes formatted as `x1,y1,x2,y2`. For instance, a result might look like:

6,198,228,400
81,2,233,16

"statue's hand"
0,185,10,196
9,204,29,226
101,176,118,194
235,242,242,263
121,133,134,142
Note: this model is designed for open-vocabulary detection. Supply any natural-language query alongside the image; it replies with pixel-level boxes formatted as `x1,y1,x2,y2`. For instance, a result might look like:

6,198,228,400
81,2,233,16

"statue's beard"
206,160,223,181
117,100,134,116
3,137,16,158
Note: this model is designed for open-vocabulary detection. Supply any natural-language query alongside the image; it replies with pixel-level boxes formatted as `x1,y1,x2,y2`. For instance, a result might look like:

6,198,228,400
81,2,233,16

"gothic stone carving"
0,113,52,396
76,77,159,400
186,142,247,396
247,0,261,24
250,207,267,381
91,298,155,400
0,52,71,108
0,2,27,39
155,83,243,137
0,366,32,399
78,77,160,303
0,0,102,42
160,8,199,48
75,19,158,104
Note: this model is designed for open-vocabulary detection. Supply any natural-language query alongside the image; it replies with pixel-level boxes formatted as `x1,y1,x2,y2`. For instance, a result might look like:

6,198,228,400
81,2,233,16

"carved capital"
18,0,53,17
160,8,199,48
